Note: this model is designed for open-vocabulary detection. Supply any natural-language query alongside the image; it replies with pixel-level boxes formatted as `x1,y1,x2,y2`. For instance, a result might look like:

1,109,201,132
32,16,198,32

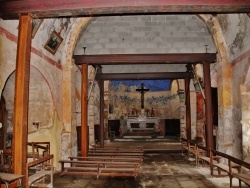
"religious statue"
138,108,147,121
151,108,155,117
119,115,127,137
136,83,149,109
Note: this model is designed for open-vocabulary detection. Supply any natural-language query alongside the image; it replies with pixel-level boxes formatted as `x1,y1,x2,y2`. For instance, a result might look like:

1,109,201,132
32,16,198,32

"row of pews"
181,138,250,187
59,145,144,179
0,142,54,188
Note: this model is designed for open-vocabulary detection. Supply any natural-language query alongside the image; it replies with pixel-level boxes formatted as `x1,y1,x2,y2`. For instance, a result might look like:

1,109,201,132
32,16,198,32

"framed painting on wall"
44,30,63,55
32,19,43,38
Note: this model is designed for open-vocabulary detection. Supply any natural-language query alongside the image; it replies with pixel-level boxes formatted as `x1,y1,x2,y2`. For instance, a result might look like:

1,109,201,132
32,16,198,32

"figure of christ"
136,83,149,109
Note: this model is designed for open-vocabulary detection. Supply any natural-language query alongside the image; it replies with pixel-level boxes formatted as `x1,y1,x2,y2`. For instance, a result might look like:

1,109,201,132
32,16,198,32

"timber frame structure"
1,0,250,187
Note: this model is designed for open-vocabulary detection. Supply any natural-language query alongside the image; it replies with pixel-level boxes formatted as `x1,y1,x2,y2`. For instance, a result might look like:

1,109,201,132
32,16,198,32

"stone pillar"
61,64,77,159
217,62,233,154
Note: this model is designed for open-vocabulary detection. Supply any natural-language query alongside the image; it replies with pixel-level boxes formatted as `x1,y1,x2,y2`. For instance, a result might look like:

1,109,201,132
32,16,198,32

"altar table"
127,117,159,132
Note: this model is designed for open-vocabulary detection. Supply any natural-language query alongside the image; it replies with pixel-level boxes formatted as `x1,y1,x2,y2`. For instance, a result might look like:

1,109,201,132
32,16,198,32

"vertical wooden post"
203,62,214,149
185,78,191,141
196,92,204,140
81,64,88,156
99,80,104,147
13,14,32,186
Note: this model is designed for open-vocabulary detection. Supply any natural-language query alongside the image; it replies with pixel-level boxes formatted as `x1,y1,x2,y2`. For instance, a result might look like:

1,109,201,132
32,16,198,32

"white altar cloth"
127,117,159,132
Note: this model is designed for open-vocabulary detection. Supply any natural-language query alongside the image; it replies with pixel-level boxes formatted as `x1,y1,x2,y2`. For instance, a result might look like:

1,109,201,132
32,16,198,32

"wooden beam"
99,80,104,147
185,78,191,141
81,64,88,157
97,72,193,80
74,54,217,65
13,14,32,186
203,62,214,150
1,0,250,19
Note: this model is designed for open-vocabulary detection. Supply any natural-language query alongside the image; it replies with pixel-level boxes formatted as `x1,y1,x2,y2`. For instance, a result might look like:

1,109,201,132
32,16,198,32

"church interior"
0,1,250,187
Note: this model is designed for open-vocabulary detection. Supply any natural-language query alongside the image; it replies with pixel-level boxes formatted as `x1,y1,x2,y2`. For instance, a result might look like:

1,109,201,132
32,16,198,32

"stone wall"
216,14,250,159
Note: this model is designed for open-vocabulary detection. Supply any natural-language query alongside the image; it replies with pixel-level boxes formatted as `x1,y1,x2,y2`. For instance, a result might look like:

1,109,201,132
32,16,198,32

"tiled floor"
51,141,248,188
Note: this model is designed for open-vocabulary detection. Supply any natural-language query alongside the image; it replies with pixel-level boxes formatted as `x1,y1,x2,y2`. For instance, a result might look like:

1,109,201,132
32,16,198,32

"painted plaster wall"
0,18,73,168
74,15,216,140
109,90,179,119
216,14,250,159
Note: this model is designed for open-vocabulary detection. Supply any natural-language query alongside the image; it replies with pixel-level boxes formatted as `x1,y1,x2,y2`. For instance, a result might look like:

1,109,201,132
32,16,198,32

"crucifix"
136,83,149,109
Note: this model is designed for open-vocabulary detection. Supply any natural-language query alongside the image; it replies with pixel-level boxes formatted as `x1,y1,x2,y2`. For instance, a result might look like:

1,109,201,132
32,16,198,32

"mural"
110,80,171,92
108,80,180,119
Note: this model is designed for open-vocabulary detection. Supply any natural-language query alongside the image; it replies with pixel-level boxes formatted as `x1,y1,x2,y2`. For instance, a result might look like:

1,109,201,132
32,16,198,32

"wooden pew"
211,149,250,187
0,149,12,173
68,156,143,164
0,172,24,187
89,148,143,153
93,145,143,150
196,145,220,168
180,138,196,160
210,149,241,178
88,152,143,157
58,159,141,178
26,154,54,188
27,142,50,161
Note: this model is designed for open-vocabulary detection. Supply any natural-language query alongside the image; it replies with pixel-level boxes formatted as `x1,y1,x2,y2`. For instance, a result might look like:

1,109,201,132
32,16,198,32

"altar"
127,117,159,132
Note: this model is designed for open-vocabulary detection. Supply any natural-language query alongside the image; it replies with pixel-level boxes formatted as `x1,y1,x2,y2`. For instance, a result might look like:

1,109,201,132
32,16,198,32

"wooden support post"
13,14,32,186
81,64,88,156
203,63,214,149
185,78,191,141
99,80,104,147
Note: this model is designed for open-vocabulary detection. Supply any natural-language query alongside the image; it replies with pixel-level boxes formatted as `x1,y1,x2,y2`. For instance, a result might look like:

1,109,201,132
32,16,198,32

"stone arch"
199,14,238,155
60,17,93,159
61,14,233,156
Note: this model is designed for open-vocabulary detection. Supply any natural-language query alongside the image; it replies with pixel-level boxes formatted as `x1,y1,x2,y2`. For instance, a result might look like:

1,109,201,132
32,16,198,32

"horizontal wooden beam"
1,0,250,19
74,54,217,65
97,72,193,80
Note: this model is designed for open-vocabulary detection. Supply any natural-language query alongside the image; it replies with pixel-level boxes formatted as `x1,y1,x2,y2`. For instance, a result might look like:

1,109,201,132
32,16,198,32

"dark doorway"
212,88,218,149
165,119,180,137
0,96,6,150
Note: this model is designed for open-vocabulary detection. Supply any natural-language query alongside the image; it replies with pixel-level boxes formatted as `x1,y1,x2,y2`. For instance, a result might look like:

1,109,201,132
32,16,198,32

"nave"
52,141,248,188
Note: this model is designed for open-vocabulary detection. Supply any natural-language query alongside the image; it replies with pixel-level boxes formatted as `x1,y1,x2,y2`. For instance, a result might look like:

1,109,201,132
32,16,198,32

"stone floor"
51,141,248,188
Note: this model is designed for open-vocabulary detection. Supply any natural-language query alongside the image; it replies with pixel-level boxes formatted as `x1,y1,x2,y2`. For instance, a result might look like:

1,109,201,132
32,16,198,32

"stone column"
217,62,233,154
61,64,78,159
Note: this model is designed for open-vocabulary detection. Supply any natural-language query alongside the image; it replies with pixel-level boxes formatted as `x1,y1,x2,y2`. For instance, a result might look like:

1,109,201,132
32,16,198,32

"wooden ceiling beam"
74,53,217,65
97,72,193,80
1,0,250,19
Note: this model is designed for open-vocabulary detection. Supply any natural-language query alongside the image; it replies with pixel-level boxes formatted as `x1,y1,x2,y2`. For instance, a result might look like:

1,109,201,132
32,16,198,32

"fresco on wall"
110,80,171,92
109,80,180,119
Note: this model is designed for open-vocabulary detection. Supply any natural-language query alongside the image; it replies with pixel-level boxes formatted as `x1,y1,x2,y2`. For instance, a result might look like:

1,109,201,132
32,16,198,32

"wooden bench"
196,145,220,168
89,148,143,153
0,149,12,173
27,142,50,161
210,149,241,178
59,159,141,178
68,156,143,164
0,172,24,188
26,154,54,188
214,151,250,187
180,138,196,161
88,152,144,157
